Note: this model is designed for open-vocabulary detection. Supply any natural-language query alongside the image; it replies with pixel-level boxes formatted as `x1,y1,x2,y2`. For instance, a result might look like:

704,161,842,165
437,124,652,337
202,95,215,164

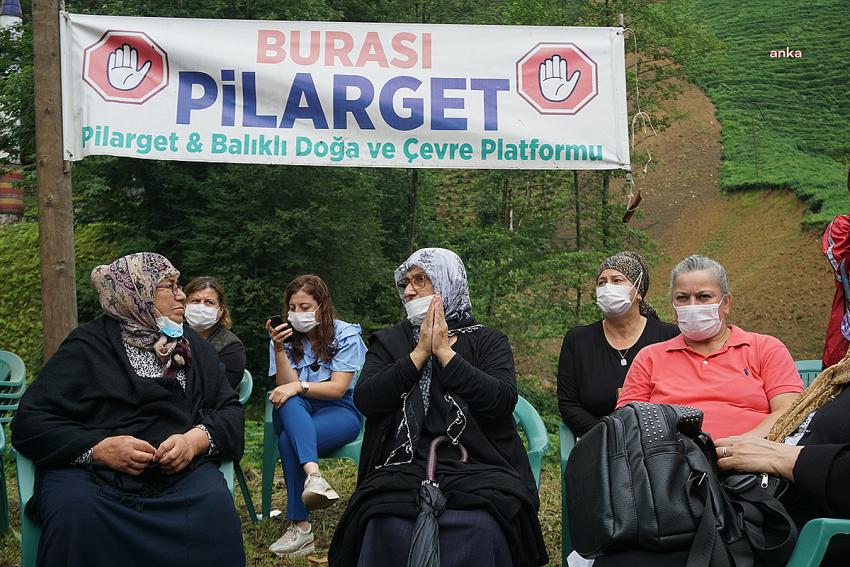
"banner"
60,13,630,170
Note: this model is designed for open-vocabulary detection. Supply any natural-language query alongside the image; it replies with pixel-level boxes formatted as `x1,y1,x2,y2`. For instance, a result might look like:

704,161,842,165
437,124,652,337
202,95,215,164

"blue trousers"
272,391,360,521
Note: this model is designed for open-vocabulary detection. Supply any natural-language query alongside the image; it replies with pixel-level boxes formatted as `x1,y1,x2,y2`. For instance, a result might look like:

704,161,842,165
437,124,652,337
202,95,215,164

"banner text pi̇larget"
61,13,631,170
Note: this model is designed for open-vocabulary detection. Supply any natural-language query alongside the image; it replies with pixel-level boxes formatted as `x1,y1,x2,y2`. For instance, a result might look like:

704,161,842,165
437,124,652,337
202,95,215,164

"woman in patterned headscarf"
12,252,245,567
329,248,547,567
557,251,680,436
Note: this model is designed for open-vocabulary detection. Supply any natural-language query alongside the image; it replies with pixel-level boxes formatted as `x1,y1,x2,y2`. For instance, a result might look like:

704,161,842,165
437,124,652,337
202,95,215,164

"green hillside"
677,0,849,227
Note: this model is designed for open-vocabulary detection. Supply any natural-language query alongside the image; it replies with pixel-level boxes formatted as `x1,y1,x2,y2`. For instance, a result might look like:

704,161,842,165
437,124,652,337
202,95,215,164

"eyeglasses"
396,273,429,292
155,282,183,296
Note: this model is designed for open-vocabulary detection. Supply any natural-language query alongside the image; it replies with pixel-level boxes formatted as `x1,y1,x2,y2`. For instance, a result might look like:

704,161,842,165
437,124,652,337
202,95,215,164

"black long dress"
11,315,246,567
328,321,548,567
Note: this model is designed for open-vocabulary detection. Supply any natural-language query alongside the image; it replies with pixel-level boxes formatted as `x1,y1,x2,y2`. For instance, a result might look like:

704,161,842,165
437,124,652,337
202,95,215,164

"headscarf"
597,251,659,320
768,349,850,442
382,248,479,468
394,247,473,324
91,253,191,384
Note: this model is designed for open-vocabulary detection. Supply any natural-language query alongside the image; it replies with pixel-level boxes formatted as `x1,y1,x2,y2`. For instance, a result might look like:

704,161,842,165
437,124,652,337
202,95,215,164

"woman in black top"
329,247,547,567
557,251,679,436
183,276,246,391
11,253,245,567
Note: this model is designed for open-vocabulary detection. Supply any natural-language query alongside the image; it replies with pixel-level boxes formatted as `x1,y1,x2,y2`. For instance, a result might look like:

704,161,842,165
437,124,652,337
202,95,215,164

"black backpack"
565,402,797,567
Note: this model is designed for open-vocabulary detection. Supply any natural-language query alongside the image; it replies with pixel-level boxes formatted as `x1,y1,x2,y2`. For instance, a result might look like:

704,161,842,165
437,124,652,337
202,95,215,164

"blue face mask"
156,314,184,338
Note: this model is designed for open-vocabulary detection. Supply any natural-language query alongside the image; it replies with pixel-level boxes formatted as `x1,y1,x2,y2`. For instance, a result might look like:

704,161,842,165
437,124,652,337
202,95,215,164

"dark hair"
183,276,232,329
283,274,338,362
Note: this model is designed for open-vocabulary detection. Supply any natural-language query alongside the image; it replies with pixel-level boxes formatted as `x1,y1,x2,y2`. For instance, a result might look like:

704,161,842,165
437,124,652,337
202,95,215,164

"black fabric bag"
565,402,795,567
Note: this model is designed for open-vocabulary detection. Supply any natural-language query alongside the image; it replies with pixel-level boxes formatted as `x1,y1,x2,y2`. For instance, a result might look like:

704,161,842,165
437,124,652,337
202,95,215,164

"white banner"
60,13,630,170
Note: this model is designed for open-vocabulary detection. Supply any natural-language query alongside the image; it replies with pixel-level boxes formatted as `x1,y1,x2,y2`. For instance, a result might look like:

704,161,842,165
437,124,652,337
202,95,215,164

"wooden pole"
33,0,77,359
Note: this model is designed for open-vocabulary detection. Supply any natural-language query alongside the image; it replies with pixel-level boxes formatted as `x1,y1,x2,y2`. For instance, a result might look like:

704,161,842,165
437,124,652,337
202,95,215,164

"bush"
0,221,123,374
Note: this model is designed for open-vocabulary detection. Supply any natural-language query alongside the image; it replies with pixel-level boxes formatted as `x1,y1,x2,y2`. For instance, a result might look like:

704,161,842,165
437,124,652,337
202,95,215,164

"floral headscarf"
597,251,659,320
91,253,190,379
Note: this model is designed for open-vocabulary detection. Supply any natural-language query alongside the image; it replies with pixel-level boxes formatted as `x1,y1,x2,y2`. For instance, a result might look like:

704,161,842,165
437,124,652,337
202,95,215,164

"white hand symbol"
538,54,581,102
107,44,152,91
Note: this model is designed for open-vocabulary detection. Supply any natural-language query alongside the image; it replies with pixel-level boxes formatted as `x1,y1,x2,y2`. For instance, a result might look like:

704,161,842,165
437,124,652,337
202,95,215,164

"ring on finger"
720,446,728,458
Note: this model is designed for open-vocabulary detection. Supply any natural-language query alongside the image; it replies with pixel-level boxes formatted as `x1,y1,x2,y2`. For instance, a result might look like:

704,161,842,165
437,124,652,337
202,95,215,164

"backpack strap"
728,479,798,567
685,474,732,567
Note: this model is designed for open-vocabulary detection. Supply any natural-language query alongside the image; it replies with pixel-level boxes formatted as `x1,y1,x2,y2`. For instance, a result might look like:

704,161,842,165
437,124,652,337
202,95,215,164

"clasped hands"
411,293,455,368
92,430,207,476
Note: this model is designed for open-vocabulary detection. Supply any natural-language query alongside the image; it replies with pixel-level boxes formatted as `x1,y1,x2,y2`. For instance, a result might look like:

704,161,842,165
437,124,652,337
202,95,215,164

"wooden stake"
34,0,77,358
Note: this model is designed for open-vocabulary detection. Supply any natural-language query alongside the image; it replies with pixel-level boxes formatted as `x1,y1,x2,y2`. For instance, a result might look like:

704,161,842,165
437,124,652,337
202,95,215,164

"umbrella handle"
426,435,468,482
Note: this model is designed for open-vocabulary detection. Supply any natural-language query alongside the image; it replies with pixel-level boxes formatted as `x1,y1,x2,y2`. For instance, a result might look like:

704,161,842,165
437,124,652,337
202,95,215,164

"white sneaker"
268,523,315,557
302,472,340,510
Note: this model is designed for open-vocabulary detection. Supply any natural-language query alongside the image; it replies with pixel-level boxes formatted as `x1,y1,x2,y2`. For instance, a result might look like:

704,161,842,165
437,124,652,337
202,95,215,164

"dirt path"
627,82,833,358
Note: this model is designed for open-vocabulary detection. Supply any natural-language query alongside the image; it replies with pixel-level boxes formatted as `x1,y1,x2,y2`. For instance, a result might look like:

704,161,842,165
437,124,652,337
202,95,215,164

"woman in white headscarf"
328,248,548,567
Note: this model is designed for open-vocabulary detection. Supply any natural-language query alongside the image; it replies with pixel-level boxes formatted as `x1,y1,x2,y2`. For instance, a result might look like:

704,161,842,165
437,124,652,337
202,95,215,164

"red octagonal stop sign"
82,30,169,104
516,42,598,115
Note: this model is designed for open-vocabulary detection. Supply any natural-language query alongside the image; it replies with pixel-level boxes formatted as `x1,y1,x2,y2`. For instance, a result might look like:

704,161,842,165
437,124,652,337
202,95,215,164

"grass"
675,0,850,228
1,371,566,567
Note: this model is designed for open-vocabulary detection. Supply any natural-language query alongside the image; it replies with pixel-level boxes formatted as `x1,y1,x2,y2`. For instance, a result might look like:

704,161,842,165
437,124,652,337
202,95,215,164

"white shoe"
269,523,315,557
302,472,340,511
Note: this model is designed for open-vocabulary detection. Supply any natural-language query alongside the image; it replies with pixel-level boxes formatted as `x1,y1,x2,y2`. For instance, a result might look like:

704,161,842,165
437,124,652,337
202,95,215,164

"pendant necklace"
615,346,630,366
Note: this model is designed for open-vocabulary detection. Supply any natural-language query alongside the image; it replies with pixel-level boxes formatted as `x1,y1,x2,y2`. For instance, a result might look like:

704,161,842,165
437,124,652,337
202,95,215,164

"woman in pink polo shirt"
617,254,804,439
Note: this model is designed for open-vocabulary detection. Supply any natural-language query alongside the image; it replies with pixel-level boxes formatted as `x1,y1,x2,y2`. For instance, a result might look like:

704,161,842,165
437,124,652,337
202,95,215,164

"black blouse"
557,318,680,436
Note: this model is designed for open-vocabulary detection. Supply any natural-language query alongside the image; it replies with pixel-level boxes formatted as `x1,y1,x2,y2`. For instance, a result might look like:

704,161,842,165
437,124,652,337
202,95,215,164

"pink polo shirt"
617,325,804,439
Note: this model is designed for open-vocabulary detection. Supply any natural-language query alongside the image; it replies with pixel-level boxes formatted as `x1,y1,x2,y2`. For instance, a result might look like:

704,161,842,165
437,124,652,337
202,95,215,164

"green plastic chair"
513,395,548,488
260,372,365,520
235,369,259,523
0,426,8,534
0,350,26,425
559,421,576,565
795,359,823,388
15,451,235,567
786,517,850,567
0,350,26,533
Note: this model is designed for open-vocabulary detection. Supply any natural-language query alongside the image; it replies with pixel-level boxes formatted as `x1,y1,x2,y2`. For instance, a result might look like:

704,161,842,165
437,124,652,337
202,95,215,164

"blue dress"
268,320,366,521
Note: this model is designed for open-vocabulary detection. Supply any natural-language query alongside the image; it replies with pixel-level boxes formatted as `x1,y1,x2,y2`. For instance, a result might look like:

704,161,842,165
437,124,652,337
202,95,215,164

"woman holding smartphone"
265,274,367,558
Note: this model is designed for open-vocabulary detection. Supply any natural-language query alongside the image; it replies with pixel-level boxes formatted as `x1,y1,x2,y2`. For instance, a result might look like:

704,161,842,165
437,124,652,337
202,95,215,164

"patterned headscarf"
597,251,659,320
381,248,476,468
91,253,191,378
394,247,472,323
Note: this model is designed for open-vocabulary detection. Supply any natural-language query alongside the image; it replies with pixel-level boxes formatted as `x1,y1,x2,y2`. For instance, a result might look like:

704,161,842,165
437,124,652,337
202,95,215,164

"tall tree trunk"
602,171,610,248
406,169,418,255
574,171,582,319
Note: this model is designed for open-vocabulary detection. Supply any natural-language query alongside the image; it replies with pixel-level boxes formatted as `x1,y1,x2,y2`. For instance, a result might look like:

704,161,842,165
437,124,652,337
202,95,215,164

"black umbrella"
407,435,469,567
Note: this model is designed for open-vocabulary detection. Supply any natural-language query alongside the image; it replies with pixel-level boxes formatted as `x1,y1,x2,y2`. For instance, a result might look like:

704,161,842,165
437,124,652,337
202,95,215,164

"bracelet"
273,343,284,352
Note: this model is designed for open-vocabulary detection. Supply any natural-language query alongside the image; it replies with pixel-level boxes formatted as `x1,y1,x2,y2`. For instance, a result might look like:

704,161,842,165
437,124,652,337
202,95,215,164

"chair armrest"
785,518,850,567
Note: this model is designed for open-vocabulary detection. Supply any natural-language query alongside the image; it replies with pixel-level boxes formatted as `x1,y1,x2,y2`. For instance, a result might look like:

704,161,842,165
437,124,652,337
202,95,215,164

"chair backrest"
512,395,548,488
238,369,253,405
794,359,823,388
0,350,26,425
559,421,577,564
0,351,25,388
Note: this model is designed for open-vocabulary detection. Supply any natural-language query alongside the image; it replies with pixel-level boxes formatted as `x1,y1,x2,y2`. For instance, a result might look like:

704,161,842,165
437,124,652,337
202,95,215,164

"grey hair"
670,255,730,296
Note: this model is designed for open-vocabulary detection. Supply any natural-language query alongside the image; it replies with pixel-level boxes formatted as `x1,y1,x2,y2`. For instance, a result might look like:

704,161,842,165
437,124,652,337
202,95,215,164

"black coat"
11,315,244,474
329,321,548,567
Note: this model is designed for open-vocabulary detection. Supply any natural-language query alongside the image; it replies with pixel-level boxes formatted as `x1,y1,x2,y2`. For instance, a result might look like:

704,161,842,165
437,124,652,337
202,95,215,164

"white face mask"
288,307,319,333
595,281,637,319
404,294,434,326
154,310,184,338
674,300,724,341
184,303,220,332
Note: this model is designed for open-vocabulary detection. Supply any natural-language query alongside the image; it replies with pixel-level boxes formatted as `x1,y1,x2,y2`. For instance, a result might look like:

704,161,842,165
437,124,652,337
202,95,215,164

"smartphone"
267,315,294,343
